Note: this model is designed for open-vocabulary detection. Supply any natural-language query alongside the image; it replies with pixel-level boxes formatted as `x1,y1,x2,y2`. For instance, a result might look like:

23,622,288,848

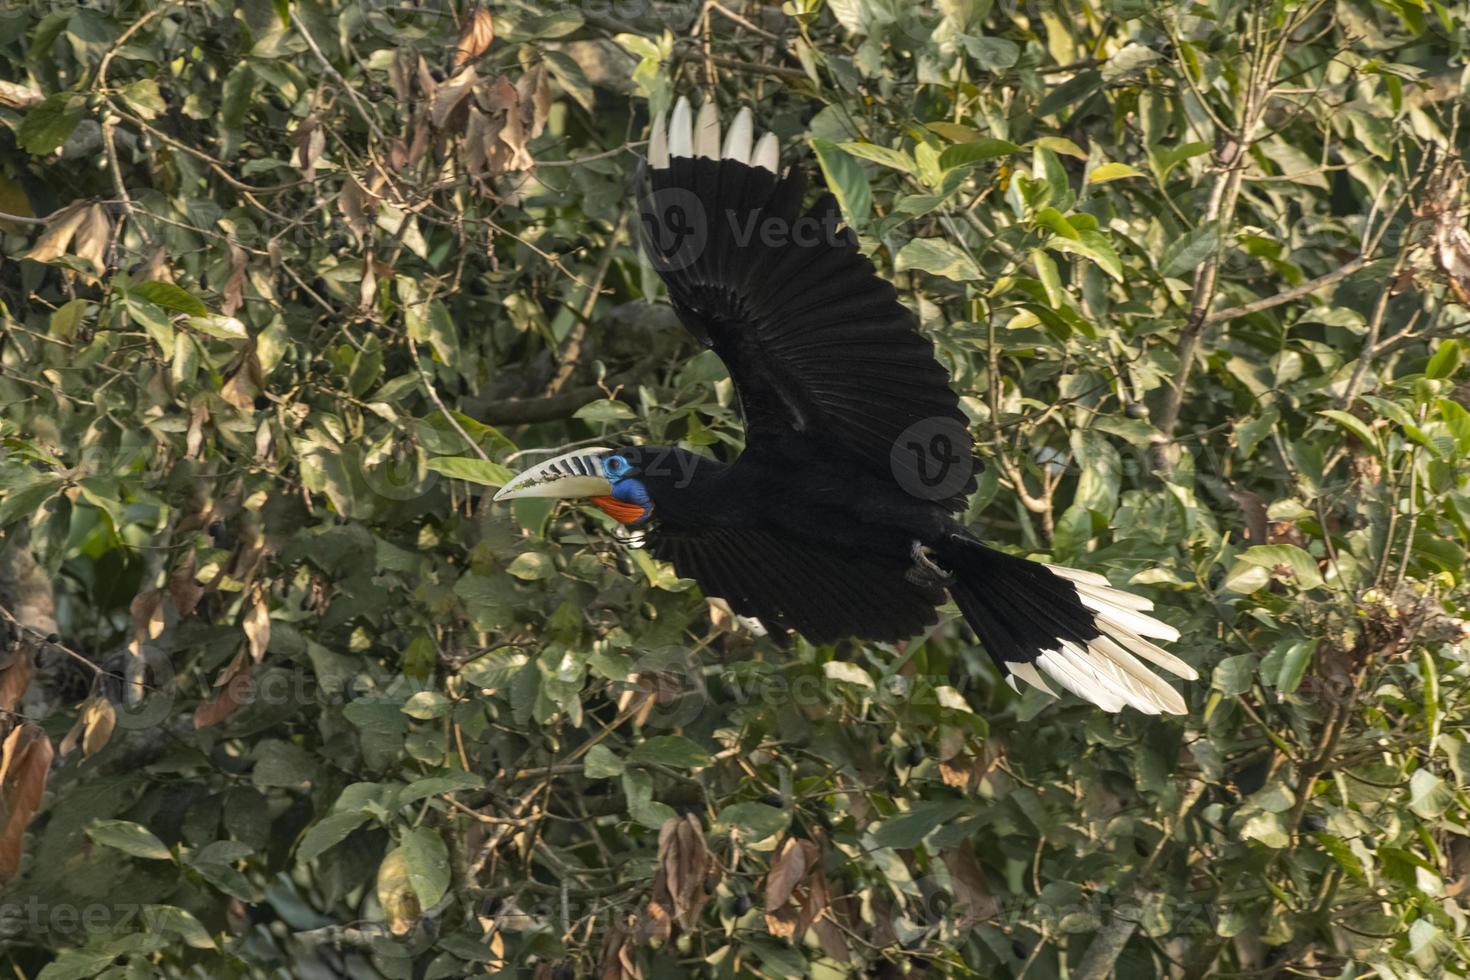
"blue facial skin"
602,455,653,523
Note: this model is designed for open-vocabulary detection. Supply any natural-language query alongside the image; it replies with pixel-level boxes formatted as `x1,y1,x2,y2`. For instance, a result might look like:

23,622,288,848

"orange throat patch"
590,495,647,525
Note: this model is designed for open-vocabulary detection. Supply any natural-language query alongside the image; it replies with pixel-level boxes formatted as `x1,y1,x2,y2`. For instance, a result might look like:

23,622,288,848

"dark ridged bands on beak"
493,448,615,502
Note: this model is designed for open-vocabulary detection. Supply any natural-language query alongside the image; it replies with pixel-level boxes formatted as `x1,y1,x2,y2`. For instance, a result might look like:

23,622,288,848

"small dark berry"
253,394,270,411
1302,815,1326,832
1362,837,1377,850
45,633,60,644
730,895,752,915
906,744,925,766
1133,838,1149,857
1011,939,1027,959
208,521,225,538
759,793,783,808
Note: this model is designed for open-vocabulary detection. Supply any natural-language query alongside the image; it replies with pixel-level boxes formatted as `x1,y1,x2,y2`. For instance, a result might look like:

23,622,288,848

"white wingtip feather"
668,97,693,158
694,101,721,159
723,107,754,163
648,109,669,169
752,131,779,172
1006,660,1056,697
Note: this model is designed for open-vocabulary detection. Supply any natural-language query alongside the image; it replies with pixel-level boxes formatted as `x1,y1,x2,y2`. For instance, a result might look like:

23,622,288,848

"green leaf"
1409,769,1453,819
1319,410,1382,455
895,238,981,282
716,802,789,841
627,735,711,770
573,400,636,421
131,280,210,316
399,826,451,908
810,138,872,229
87,819,173,861
1088,161,1145,184
938,138,1022,171
962,34,1020,70
399,771,486,806
1211,655,1255,696
120,78,167,120
583,744,625,779
36,951,120,980
1237,544,1324,589
143,905,216,949
425,456,514,487
1046,230,1122,282
17,93,84,155
837,141,916,173
872,800,973,849
1276,640,1315,694
1425,339,1461,379
506,552,555,581
297,812,373,863
1160,221,1220,278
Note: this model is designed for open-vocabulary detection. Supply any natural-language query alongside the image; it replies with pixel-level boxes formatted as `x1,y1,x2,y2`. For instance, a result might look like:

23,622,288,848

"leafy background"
2,0,1470,977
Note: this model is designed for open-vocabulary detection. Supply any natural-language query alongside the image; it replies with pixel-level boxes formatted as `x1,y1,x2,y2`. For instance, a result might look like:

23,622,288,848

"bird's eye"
603,455,630,480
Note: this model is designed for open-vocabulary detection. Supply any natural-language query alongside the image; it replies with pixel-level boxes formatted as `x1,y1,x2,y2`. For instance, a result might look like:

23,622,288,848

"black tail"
940,534,1194,715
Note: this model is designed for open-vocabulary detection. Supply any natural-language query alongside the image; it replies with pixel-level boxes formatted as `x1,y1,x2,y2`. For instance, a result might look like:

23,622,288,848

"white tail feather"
668,97,693,158
648,109,668,169
752,131,779,172
694,101,721,158
723,107,754,163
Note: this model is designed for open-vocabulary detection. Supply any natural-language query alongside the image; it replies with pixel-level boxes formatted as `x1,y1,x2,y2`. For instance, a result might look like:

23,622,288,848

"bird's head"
492,446,656,525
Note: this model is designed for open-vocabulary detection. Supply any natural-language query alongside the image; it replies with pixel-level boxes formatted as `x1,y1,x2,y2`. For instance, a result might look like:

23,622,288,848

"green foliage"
1,0,1469,977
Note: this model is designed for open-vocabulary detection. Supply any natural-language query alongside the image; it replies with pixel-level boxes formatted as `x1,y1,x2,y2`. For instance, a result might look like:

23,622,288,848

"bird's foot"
908,541,955,588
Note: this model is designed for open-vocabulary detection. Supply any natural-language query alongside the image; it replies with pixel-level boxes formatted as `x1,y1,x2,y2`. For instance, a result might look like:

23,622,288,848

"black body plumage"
500,99,1196,714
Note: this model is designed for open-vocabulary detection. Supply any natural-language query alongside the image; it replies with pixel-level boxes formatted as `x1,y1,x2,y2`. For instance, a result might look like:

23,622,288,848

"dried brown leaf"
243,591,270,663
194,650,253,729
72,204,112,278
941,842,998,924
453,5,495,70
167,550,204,619
81,696,116,759
431,66,479,130
297,115,325,180
0,723,54,883
26,202,89,263
764,836,810,910
0,648,31,718
220,242,248,316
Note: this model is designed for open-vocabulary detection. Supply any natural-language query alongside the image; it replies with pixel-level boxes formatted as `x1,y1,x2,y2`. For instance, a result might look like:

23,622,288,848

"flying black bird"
495,98,1196,714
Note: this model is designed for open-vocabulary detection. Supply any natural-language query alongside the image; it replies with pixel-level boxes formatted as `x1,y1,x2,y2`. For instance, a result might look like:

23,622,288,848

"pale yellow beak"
493,447,614,502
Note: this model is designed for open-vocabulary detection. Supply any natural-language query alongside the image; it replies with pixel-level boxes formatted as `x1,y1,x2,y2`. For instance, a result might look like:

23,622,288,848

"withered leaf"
941,841,998,924
243,590,270,663
0,648,31,718
193,650,253,729
220,242,248,316
453,5,495,70
25,202,90,263
0,724,54,883
72,204,112,278
431,66,479,130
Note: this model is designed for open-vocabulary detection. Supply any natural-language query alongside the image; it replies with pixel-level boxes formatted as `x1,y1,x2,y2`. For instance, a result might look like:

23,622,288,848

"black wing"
638,100,977,512
647,523,943,644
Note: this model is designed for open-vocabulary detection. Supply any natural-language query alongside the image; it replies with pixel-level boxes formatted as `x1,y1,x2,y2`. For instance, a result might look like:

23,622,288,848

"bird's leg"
907,539,955,588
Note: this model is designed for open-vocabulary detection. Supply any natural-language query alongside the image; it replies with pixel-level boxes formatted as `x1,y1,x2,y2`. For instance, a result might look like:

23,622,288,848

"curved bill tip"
493,447,615,502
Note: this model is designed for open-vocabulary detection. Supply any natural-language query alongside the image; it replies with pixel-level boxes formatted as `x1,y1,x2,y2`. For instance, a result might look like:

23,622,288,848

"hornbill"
495,98,1196,714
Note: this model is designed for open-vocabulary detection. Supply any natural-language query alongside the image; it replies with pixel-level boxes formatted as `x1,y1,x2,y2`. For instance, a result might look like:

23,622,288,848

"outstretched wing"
647,523,943,644
638,98,977,512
